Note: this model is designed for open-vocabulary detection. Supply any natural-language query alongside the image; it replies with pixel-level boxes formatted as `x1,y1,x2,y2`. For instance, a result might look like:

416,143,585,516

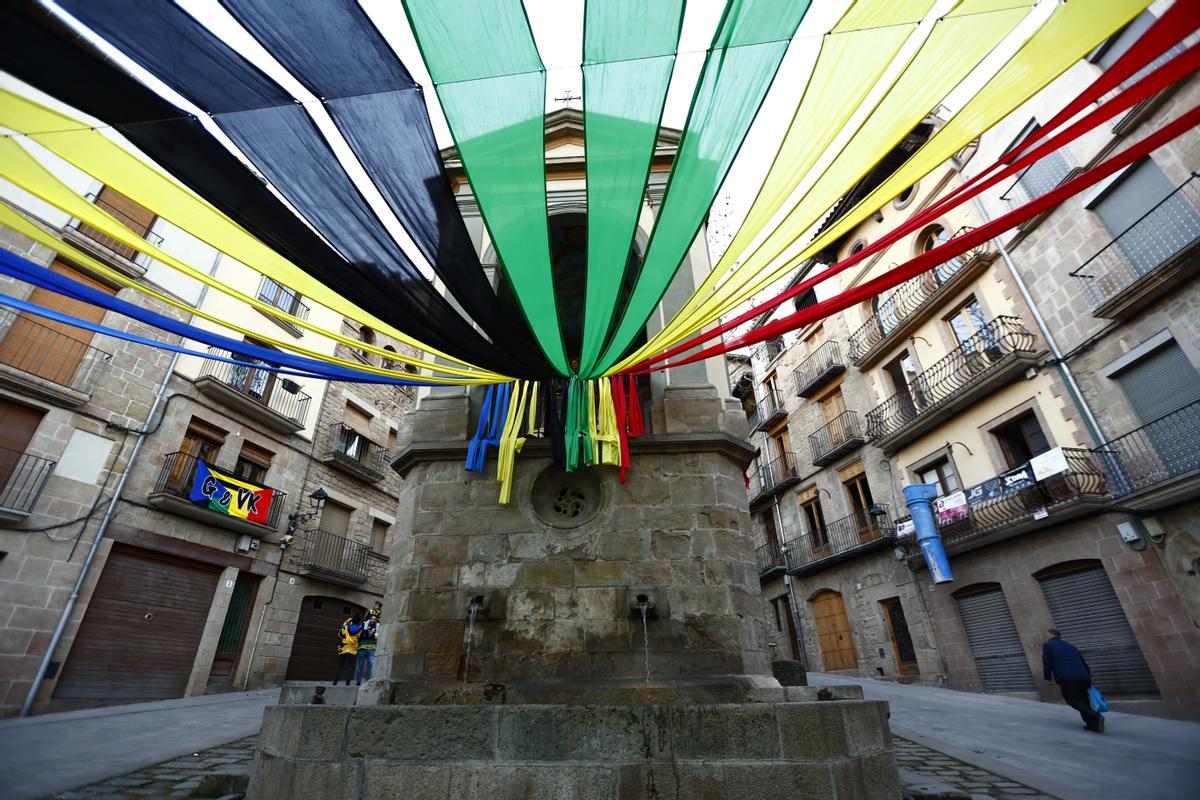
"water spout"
639,600,650,684
463,596,483,683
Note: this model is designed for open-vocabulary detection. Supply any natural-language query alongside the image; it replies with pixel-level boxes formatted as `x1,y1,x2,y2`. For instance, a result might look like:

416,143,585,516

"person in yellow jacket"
333,612,363,686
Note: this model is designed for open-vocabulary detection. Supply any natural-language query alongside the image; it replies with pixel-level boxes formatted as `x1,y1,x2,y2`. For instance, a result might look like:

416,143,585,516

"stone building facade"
0,127,413,714
733,2,1200,720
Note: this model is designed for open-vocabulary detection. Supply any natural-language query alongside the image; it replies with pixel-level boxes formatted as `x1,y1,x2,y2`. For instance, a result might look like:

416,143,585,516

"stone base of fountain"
250,687,900,799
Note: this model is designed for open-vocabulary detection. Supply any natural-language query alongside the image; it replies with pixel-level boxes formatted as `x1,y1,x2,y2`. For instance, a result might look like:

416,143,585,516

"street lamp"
284,487,329,542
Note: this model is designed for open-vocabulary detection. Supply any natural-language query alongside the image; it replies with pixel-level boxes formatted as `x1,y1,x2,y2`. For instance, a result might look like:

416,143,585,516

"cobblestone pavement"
893,736,1058,800
45,737,257,799
43,732,1058,800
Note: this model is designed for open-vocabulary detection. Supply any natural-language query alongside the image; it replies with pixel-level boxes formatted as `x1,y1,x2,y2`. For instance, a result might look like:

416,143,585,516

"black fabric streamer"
16,0,542,375
219,0,549,374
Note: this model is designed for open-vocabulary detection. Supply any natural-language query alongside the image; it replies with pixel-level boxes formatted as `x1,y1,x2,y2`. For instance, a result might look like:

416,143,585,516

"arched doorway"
284,595,366,681
810,589,858,671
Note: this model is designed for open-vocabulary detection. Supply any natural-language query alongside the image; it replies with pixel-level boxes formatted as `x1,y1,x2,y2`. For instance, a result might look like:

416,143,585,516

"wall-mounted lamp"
286,487,329,537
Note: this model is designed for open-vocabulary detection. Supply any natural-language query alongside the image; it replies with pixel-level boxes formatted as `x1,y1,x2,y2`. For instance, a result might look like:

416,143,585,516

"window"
357,326,376,364
917,458,960,498
381,345,399,371
797,486,828,546
228,338,276,404
944,296,988,348
371,518,390,554
1113,339,1200,426
319,499,352,538
793,288,818,313
769,425,791,462
1012,120,1071,199
387,427,398,454
849,240,866,256
760,508,780,548
839,461,875,523
872,290,899,335
919,224,962,282
232,441,273,484
168,418,226,491
76,186,157,260
992,411,1050,468
764,336,785,363
257,277,303,315
882,350,919,396
1090,159,1200,278
894,185,916,207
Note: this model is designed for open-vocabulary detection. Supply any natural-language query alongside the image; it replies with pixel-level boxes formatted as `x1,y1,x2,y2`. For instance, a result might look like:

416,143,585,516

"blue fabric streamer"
465,384,497,472
0,248,432,386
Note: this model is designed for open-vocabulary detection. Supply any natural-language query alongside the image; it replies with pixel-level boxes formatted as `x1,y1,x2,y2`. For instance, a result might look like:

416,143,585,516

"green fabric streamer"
578,0,684,373
403,0,569,375
583,0,811,377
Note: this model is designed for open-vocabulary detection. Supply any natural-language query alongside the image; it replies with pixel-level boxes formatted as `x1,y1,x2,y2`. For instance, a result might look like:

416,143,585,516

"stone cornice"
391,432,756,477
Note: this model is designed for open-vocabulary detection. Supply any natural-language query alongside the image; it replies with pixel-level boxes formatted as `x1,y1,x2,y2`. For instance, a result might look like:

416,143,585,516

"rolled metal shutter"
1038,566,1159,695
956,587,1036,692
1114,341,1200,426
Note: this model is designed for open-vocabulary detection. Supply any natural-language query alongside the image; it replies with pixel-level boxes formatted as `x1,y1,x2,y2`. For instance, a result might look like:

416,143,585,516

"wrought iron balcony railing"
808,410,866,467
296,528,375,586
865,316,1038,447
750,389,788,433
1070,175,1200,315
257,276,312,323
0,447,56,517
325,422,388,482
1098,400,1200,498
197,347,312,427
756,540,787,577
748,452,802,509
785,505,895,573
900,448,1107,556
794,340,846,398
71,192,164,262
0,307,112,397
151,451,287,530
847,227,988,364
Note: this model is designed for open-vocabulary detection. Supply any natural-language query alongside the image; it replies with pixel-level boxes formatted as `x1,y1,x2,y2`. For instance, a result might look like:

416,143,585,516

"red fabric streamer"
613,375,631,484
640,102,1200,372
631,7,1200,373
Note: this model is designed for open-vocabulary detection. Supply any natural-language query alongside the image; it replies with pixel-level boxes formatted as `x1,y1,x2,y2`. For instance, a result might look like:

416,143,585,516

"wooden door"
881,598,920,676
818,388,845,424
811,590,858,671
209,573,258,679
76,186,156,260
284,596,366,681
53,544,221,704
0,262,114,385
0,399,44,493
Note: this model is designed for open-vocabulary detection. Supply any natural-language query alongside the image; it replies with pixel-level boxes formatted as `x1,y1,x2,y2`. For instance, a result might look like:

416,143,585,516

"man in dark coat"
1042,628,1104,732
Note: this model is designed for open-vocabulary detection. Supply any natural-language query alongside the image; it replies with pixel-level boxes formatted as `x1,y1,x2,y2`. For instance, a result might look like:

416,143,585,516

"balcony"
900,448,1108,561
1071,175,1200,319
847,227,991,368
0,447,56,522
794,341,846,398
0,307,112,406
147,451,287,535
64,192,163,278
756,540,787,579
194,347,312,433
323,423,388,484
1099,400,1200,510
808,410,866,467
256,276,311,337
295,528,382,588
865,316,1042,454
750,389,788,433
747,452,802,511
785,505,896,576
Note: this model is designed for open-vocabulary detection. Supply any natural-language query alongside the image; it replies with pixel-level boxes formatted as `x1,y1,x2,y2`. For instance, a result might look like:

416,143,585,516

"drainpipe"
21,251,222,716
952,157,1108,447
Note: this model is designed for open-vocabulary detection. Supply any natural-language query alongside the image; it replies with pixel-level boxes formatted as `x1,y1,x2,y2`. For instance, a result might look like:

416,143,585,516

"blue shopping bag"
1088,686,1110,713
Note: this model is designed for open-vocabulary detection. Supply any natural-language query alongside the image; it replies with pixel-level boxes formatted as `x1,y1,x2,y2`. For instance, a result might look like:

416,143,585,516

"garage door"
53,544,220,703
955,585,1036,692
1038,564,1159,695
285,596,366,681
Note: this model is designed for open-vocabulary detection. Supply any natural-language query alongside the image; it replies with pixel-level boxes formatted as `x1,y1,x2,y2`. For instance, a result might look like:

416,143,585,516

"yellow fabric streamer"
0,89,500,376
595,376,621,467
0,205,492,385
0,137,496,381
526,380,539,435
497,380,530,504
615,0,1149,374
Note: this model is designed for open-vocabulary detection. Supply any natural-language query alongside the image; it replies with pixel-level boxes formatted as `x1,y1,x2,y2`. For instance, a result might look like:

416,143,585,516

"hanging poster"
188,459,275,524
1029,447,1069,481
935,490,969,524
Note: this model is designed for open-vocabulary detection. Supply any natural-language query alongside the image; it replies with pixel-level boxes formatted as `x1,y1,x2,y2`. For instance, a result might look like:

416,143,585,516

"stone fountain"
248,386,901,799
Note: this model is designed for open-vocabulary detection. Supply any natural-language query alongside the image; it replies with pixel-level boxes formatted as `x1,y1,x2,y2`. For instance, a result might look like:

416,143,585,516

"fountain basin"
248,695,900,800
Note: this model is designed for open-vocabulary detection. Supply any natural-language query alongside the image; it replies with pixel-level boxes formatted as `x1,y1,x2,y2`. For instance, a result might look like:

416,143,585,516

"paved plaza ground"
1,677,1196,800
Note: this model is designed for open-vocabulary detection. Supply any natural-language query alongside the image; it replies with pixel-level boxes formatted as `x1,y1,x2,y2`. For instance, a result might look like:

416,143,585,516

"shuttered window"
343,402,373,436
1013,122,1071,200
1037,565,1158,695
955,586,1036,692
1114,340,1200,426
319,500,352,538
1090,159,1200,277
